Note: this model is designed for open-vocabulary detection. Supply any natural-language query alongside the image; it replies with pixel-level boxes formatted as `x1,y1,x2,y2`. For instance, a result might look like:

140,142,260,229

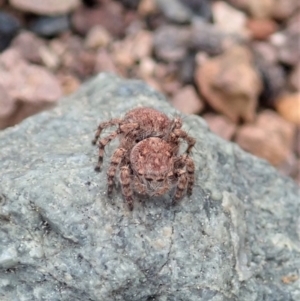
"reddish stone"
275,93,300,125
203,113,237,141
94,49,119,75
138,0,158,16
235,110,295,166
195,45,262,123
172,85,204,115
131,30,153,61
71,2,126,37
11,30,45,64
84,25,112,50
246,18,278,40
0,49,61,128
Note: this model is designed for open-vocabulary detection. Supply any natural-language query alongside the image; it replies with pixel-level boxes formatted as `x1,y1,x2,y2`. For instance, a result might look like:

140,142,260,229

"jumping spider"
92,107,195,210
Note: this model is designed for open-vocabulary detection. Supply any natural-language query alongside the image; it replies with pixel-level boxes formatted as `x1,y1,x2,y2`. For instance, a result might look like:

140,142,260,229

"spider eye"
145,178,153,181
157,178,164,182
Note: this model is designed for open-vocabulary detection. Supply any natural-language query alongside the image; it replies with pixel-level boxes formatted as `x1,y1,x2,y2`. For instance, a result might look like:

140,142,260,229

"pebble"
235,110,295,166
138,57,156,78
138,0,158,16
191,18,239,56
172,85,204,115
0,11,21,51
153,25,191,62
132,30,153,61
39,46,60,70
29,15,70,37
0,84,15,129
9,0,80,15
156,0,192,23
252,41,278,64
81,0,97,7
179,53,196,84
203,113,236,141
195,45,262,123
270,13,300,66
180,0,212,20
11,30,45,64
275,93,300,125
84,25,112,49
138,57,156,79
72,51,96,80
271,0,299,21
246,18,278,40
111,39,135,68
94,49,119,75
0,49,62,127
71,1,126,37
246,0,274,19
212,1,248,36
254,56,286,107
54,34,96,79
119,0,142,9
57,73,80,95
289,62,300,92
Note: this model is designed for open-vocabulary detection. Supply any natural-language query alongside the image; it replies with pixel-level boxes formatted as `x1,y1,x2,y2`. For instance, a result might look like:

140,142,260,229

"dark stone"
191,18,238,55
256,59,286,107
179,0,212,21
81,0,99,7
179,52,196,84
153,24,191,62
116,0,142,9
29,15,70,38
0,12,21,51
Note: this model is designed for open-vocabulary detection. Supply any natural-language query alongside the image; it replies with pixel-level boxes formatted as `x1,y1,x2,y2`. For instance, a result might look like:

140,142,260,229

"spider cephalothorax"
92,107,195,171
92,107,195,210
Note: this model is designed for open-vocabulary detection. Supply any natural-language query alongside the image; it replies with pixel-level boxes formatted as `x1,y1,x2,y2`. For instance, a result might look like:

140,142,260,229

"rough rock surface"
0,74,299,301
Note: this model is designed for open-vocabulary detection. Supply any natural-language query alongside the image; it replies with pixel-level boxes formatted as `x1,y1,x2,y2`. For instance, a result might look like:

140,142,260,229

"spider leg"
172,169,187,205
107,147,126,196
173,129,196,154
95,131,119,171
92,118,122,145
133,176,147,195
120,165,134,211
185,155,195,196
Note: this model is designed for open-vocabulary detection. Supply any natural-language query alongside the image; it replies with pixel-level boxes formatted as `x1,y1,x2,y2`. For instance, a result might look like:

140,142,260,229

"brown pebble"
246,18,278,40
203,113,236,141
235,110,295,166
275,93,300,125
172,85,204,115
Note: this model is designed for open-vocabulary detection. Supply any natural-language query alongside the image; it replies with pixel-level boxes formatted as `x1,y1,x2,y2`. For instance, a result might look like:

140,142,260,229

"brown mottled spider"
92,107,195,210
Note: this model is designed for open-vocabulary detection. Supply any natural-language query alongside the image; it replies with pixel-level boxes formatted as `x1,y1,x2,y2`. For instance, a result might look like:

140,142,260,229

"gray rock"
0,73,299,301
154,25,191,62
29,15,70,38
156,0,192,23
